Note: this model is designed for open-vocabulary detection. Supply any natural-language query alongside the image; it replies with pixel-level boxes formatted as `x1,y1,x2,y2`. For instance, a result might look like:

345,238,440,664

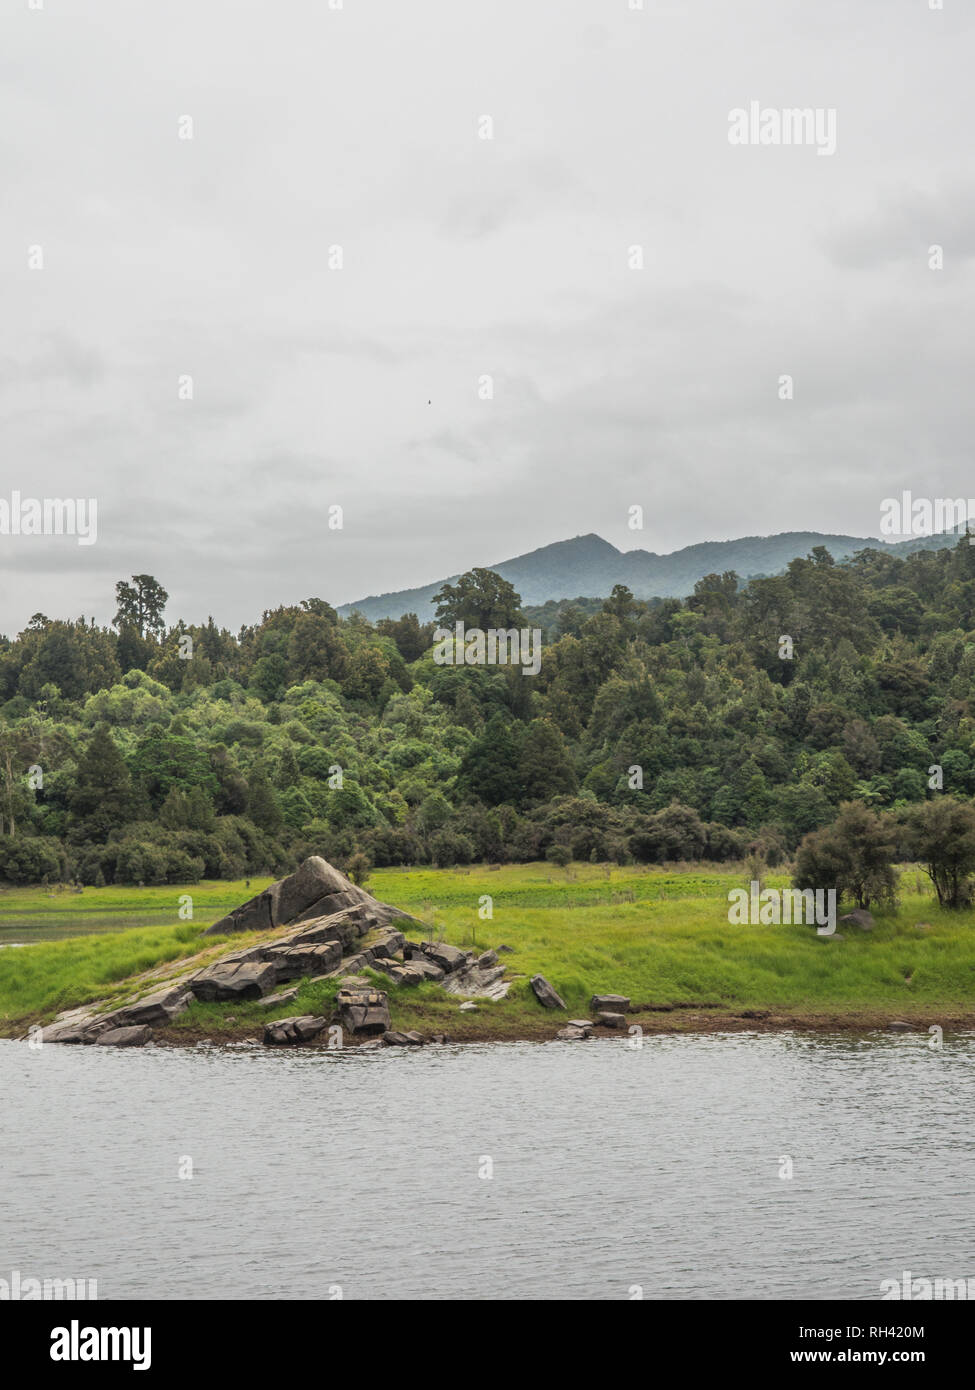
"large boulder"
337,987,390,1036
531,975,567,1010
205,884,279,937
189,961,277,1002
274,856,369,927
203,856,370,936
202,856,424,938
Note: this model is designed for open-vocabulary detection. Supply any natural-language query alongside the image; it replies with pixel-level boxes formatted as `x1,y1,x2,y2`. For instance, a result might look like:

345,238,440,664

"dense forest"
1,535,975,889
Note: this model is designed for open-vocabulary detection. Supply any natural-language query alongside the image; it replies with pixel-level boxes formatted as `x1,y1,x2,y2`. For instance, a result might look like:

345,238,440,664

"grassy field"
1,862,974,1040
0,880,259,943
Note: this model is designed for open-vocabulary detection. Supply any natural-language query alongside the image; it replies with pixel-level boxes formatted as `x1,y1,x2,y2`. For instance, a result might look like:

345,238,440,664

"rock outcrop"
35,856,522,1047
203,855,411,937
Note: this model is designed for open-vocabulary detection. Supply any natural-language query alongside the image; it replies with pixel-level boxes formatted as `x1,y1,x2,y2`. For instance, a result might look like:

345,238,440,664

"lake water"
1,1031,971,1300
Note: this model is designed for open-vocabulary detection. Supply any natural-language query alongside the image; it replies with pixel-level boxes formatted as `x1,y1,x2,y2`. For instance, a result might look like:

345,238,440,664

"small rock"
369,930,406,960
476,950,498,968
887,1021,911,1033
839,909,875,931
420,941,468,974
382,1030,424,1046
596,1011,627,1029
590,993,630,1014
556,1023,592,1041
497,944,515,954
263,1015,327,1046
458,1002,478,1013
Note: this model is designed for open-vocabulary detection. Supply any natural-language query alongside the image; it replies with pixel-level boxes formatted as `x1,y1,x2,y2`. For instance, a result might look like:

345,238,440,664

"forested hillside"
1,536,974,887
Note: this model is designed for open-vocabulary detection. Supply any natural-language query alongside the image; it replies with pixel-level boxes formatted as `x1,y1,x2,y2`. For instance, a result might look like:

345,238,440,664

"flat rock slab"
556,1024,592,1040
383,1030,425,1046
263,1015,327,1046
378,963,428,986
531,974,567,1010
265,941,342,981
257,988,300,1009
38,1009,102,1044
96,1025,153,1047
114,985,192,1028
590,994,630,1014
442,962,506,998
190,961,277,1002
332,951,375,976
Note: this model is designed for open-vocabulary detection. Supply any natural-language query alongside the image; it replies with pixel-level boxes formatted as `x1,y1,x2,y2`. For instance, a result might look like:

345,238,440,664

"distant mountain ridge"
338,529,961,623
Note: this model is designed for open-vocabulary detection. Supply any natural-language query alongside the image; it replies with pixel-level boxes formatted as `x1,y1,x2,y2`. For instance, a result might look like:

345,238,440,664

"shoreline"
19,1005,970,1051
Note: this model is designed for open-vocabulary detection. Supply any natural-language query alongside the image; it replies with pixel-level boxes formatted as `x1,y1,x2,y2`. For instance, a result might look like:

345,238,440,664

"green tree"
903,797,975,908
68,724,134,841
794,802,899,910
114,575,169,639
433,568,523,631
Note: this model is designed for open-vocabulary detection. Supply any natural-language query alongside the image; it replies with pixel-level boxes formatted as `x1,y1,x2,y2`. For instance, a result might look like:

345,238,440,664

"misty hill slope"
339,529,959,623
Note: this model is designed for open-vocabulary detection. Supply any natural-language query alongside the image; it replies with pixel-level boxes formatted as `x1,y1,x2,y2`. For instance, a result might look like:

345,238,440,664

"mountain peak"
338,527,959,623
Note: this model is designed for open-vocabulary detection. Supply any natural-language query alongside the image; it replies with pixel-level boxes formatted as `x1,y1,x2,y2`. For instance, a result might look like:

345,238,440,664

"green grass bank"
1,862,973,1042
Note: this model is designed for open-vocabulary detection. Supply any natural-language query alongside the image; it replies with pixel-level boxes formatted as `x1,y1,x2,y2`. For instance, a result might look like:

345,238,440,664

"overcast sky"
2,0,973,635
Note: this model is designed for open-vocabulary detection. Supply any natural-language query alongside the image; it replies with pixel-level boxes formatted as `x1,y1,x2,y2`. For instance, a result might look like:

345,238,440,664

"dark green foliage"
3,541,975,885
